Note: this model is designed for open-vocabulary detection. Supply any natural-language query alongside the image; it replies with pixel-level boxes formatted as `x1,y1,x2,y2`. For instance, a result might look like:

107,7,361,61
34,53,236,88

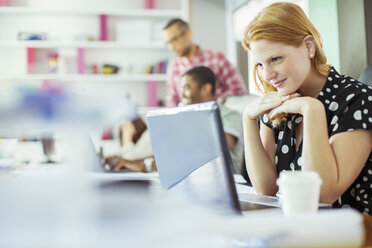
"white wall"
190,0,226,54
337,0,367,78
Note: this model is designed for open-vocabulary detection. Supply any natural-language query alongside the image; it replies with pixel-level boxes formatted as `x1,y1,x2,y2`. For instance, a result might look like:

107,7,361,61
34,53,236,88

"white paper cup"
277,171,322,215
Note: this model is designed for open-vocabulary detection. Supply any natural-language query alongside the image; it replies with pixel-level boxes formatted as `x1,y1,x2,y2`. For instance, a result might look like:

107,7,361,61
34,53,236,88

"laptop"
82,134,135,173
146,101,279,215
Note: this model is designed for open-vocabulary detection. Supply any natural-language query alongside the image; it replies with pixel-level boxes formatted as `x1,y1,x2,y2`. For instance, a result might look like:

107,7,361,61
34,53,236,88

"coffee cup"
276,171,322,215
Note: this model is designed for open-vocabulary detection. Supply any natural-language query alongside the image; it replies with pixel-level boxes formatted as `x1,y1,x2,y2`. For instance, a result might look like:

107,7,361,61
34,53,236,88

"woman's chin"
278,89,295,96
277,90,288,96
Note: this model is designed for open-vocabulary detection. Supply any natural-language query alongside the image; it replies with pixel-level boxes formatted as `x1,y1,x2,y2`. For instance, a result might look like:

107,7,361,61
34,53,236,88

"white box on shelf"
116,20,152,44
152,20,167,43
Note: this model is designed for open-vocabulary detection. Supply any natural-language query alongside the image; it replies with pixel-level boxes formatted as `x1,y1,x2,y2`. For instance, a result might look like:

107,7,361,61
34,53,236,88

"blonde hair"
242,2,331,126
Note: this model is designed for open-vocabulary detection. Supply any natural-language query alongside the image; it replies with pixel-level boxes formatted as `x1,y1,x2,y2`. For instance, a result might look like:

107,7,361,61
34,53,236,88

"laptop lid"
83,135,136,173
80,134,106,173
146,101,241,215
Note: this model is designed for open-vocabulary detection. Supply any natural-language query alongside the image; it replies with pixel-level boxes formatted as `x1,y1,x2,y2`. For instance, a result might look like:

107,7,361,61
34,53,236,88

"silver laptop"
146,101,279,215
83,134,134,173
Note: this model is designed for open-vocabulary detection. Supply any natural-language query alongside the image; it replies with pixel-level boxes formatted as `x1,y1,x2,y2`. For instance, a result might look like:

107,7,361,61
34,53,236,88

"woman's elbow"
319,190,339,205
254,185,278,196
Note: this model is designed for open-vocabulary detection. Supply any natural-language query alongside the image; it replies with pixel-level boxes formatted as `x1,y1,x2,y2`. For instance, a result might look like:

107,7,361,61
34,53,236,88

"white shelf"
0,41,167,49
0,1,190,107
0,74,167,82
0,7,182,18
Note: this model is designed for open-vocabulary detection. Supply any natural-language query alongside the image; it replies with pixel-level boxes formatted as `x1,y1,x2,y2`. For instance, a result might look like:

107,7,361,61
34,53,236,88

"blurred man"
163,18,247,107
104,66,245,177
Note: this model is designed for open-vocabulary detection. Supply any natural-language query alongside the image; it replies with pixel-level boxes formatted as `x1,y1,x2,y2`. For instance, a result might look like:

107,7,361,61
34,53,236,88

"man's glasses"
166,30,186,45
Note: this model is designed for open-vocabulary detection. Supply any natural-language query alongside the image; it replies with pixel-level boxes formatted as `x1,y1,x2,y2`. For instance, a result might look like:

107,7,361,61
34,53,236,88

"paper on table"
218,208,364,247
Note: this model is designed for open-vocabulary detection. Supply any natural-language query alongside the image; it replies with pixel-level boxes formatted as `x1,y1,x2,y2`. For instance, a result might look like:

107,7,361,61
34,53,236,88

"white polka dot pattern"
354,110,362,120
278,131,283,140
346,94,355,101
297,156,303,166
331,116,338,125
259,67,372,214
287,120,292,129
333,123,339,131
281,145,289,154
329,102,339,111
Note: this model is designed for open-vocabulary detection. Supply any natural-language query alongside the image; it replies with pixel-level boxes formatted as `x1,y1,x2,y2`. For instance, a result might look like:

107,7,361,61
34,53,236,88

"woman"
242,2,372,214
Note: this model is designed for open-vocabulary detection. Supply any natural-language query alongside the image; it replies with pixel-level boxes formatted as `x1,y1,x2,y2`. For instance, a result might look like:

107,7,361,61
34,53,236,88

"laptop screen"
146,101,241,215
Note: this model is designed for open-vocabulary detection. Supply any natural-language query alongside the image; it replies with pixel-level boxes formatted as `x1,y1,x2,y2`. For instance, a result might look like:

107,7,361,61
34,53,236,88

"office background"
0,0,369,106
0,1,371,247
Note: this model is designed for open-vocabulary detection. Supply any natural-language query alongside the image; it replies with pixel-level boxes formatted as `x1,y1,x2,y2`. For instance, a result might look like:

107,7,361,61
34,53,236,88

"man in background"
163,18,247,107
109,18,248,163
104,66,246,179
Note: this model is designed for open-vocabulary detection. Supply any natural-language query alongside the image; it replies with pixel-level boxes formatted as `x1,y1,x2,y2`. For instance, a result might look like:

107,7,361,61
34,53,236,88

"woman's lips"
272,79,286,88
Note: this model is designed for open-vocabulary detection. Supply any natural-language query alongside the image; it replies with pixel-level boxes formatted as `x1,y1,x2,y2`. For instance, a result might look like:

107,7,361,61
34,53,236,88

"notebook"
146,101,279,215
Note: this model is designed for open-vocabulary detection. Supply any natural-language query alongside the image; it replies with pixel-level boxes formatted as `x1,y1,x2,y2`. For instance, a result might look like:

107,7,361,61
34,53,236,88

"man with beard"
163,18,247,107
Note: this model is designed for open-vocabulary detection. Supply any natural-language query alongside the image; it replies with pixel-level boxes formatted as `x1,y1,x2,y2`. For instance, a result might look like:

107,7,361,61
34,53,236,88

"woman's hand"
267,96,320,120
243,92,300,121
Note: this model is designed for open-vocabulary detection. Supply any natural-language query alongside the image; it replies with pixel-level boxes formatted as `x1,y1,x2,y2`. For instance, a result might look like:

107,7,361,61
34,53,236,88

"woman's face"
250,39,312,96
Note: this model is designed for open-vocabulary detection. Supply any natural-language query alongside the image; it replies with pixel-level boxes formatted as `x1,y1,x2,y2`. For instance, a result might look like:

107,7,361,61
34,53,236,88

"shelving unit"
0,6,183,17
0,73,167,81
0,0,190,107
0,41,167,49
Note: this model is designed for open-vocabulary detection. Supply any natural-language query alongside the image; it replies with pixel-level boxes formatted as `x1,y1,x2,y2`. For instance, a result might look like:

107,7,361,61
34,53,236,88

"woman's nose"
262,66,276,82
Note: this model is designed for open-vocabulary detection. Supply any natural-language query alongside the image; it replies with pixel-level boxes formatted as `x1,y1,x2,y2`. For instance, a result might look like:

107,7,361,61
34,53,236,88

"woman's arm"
242,92,299,195
301,100,372,203
269,97,372,203
243,117,278,195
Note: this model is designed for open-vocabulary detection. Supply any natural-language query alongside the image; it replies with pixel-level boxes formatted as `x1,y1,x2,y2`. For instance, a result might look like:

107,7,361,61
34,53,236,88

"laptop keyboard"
239,200,277,211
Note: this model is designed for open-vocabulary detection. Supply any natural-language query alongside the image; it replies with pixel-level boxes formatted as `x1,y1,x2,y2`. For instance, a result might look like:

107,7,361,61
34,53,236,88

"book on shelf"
147,59,168,74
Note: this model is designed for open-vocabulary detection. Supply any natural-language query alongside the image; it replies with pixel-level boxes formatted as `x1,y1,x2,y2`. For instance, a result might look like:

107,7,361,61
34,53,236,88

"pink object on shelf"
77,48,85,74
145,0,155,9
147,80,159,107
27,48,35,74
0,0,7,6
101,127,113,140
99,14,108,41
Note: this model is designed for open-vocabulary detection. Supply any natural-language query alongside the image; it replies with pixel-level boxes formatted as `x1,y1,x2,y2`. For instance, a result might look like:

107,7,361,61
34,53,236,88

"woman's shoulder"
336,77,372,103
327,69,372,102
323,69,372,134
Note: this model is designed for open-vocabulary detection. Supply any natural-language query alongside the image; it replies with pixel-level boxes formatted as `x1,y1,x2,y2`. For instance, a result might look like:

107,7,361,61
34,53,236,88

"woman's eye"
272,57,282,62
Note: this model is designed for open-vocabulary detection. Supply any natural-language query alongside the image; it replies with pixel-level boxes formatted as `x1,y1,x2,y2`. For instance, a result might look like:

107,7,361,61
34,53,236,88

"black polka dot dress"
260,67,372,215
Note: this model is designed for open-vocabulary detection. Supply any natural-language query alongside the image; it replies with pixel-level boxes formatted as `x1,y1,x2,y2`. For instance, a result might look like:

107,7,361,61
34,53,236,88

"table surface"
364,216,372,247
1,140,371,247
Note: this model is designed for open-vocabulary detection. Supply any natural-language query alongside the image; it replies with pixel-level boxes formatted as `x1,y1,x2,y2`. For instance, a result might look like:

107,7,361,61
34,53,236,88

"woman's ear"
303,35,316,58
